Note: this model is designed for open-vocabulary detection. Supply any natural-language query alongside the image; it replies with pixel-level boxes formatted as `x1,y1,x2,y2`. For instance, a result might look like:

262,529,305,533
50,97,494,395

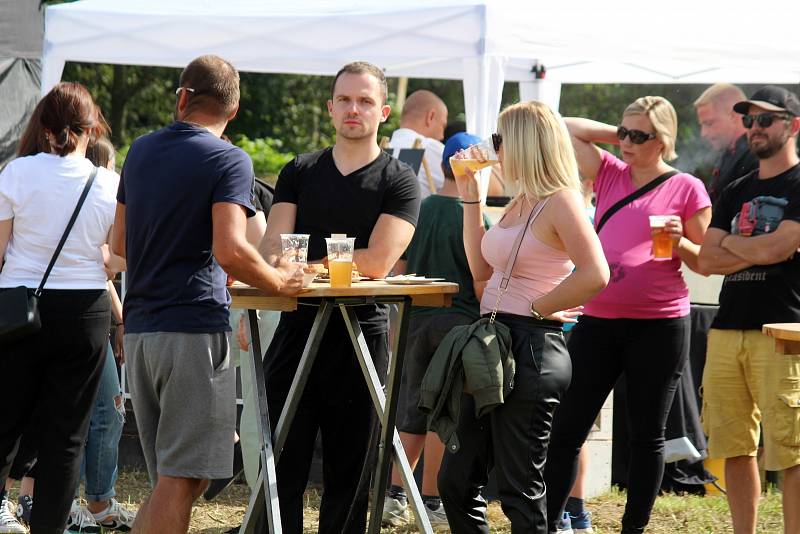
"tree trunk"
110,64,128,145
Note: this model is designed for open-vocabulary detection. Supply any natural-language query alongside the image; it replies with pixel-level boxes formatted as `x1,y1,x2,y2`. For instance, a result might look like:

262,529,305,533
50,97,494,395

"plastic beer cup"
280,233,310,263
449,137,500,178
325,236,356,288
649,216,674,260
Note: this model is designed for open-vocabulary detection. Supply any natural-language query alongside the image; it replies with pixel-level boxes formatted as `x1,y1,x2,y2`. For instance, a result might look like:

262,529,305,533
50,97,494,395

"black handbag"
0,166,98,344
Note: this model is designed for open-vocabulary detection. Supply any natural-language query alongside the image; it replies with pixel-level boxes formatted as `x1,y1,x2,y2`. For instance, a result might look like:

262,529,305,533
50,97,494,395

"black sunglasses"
616,126,657,144
741,112,792,129
491,133,502,152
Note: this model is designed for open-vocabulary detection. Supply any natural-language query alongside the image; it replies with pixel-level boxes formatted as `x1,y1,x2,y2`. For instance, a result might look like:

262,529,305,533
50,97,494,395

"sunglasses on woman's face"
741,112,792,129
491,133,502,152
616,126,657,144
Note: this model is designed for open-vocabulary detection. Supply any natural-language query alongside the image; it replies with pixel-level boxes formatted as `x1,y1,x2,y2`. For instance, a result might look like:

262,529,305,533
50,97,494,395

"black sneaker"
15,494,32,525
204,441,243,501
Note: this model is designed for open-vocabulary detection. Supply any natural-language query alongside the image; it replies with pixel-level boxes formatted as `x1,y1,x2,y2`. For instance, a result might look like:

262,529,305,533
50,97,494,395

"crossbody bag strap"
34,166,99,297
594,170,678,234
490,197,550,324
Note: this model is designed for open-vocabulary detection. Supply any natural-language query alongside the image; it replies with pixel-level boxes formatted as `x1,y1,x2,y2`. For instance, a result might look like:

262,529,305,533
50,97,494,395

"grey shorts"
397,313,475,434
124,331,235,484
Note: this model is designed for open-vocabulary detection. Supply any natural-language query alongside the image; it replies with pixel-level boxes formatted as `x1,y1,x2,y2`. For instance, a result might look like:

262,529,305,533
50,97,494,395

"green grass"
15,469,782,533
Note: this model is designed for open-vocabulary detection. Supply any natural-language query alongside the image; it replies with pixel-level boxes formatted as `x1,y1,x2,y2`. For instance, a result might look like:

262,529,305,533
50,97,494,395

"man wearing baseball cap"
699,85,800,534
382,132,493,529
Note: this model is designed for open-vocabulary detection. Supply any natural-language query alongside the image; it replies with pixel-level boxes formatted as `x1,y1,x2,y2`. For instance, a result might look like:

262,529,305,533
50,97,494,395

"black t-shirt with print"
710,163,800,329
273,147,420,335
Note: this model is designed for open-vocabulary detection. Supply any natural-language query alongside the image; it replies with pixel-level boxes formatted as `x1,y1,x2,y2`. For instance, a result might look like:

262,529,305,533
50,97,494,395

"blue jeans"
79,342,125,501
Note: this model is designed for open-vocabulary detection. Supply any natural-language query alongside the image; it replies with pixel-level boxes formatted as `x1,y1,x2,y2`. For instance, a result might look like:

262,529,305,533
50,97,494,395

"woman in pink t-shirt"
439,101,609,533
544,97,712,534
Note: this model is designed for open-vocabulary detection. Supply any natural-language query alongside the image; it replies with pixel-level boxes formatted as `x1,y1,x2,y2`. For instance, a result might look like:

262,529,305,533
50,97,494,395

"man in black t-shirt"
112,55,303,534
698,86,800,534
694,84,759,205
259,62,420,533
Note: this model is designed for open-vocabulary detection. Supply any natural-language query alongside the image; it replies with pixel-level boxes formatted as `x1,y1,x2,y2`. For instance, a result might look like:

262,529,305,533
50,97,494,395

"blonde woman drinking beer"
439,101,609,533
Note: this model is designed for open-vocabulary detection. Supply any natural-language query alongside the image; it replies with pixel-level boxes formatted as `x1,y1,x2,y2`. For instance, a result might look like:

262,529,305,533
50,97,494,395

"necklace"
518,196,528,218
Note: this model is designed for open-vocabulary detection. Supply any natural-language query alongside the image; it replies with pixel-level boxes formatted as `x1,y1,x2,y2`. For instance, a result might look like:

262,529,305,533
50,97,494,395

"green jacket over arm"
418,317,515,453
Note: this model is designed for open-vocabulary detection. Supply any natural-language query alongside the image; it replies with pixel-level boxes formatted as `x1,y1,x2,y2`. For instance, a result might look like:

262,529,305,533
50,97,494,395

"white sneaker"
381,495,409,527
91,499,135,532
64,501,100,533
425,501,449,530
0,497,27,534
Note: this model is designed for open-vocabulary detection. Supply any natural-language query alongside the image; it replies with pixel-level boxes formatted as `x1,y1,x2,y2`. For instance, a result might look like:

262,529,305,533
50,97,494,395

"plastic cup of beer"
325,236,356,288
280,233,310,263
449,137,500,178
649,216,674,260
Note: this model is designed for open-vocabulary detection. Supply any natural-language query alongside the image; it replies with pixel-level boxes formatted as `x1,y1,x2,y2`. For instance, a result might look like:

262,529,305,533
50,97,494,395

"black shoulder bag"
0,166,99,344
594,171,678,234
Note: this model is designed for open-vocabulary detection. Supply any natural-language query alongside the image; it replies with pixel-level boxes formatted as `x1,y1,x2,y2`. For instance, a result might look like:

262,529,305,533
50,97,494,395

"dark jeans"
262,310,389,534
544,315,689,534
438,313,572,534
0,289,109,534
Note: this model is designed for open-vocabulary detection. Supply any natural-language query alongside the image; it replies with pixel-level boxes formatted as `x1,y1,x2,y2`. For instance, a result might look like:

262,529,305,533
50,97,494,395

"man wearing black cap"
699,85,800,534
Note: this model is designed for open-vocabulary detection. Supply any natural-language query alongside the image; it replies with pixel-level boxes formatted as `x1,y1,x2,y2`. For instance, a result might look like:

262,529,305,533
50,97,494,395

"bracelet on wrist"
460,198,481,204
529,302,545,321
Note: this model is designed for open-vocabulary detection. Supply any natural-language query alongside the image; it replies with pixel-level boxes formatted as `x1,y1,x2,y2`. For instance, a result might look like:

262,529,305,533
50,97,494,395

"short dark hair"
38,82,108,157
178,55,240,117
86,136,115,169
441,161,455,181
330,61,387,104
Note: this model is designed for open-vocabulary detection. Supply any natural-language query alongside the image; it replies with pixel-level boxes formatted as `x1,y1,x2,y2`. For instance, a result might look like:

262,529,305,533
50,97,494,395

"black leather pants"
438,313,572,534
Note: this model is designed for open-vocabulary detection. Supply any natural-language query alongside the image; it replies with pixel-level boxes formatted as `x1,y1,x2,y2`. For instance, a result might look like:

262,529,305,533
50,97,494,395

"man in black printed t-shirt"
258,61,420,533
698,86,800,534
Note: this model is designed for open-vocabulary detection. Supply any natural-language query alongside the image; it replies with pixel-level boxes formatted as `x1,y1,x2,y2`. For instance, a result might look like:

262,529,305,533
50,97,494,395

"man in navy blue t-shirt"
111,55,303,534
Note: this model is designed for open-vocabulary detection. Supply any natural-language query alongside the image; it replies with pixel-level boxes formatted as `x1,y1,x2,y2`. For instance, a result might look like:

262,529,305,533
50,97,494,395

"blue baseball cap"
442,132,481,175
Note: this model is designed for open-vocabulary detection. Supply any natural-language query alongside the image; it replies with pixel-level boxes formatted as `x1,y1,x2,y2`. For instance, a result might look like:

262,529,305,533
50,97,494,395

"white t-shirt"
0,152,119,289
387,128,445,199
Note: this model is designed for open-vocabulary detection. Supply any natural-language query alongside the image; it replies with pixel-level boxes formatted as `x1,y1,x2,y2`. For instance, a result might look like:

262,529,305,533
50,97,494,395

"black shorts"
396,313,475,435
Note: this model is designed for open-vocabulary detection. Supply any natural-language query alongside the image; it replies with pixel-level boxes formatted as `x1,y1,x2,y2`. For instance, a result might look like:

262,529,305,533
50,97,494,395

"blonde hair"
623,96,678,161
497,101,581,208
694,83,746,110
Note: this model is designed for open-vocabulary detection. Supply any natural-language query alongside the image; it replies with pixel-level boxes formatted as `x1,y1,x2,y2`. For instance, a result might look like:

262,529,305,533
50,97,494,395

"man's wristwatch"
530,303,545,321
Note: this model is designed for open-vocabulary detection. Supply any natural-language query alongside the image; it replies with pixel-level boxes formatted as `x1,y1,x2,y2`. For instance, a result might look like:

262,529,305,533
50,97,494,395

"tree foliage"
57,59,797,183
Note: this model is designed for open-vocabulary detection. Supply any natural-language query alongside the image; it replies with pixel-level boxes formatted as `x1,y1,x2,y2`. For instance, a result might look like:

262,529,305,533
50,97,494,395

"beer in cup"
325,236,356,288
449,137,500,178
649,215,675,260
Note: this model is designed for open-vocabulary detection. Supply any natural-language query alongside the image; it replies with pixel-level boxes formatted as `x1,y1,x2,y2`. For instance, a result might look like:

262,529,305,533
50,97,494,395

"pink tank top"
480,200,574,317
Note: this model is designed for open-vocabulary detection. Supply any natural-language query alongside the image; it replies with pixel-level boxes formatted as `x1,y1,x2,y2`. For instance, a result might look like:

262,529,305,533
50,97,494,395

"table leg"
339,301,433,534
240,309,281,534
240,302,333,534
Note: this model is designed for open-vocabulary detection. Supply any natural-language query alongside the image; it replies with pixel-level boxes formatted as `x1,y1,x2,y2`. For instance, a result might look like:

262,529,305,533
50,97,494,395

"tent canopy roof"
43,0,800,84
41,0,800,136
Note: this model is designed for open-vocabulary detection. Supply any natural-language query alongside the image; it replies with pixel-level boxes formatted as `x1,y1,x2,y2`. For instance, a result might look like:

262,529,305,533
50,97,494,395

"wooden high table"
763,323,800,354
230,280,459,534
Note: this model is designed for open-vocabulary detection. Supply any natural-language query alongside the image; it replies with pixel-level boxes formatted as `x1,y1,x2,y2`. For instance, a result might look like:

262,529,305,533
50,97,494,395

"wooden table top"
763,323,800,341
762,323,800,354
229,280,459,311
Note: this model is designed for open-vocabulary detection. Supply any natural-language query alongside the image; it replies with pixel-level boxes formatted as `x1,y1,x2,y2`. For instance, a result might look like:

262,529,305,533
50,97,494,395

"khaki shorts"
701,329,800,471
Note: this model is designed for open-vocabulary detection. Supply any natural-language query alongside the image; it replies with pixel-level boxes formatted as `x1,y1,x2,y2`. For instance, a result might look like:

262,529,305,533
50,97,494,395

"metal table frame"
235,291,445,534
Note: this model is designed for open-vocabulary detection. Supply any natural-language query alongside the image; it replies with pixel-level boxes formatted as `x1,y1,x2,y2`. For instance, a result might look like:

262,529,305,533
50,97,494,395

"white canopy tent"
42,0,800,136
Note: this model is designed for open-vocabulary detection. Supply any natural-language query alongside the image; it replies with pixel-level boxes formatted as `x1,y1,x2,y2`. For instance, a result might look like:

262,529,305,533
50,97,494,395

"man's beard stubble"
749,127,791,159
